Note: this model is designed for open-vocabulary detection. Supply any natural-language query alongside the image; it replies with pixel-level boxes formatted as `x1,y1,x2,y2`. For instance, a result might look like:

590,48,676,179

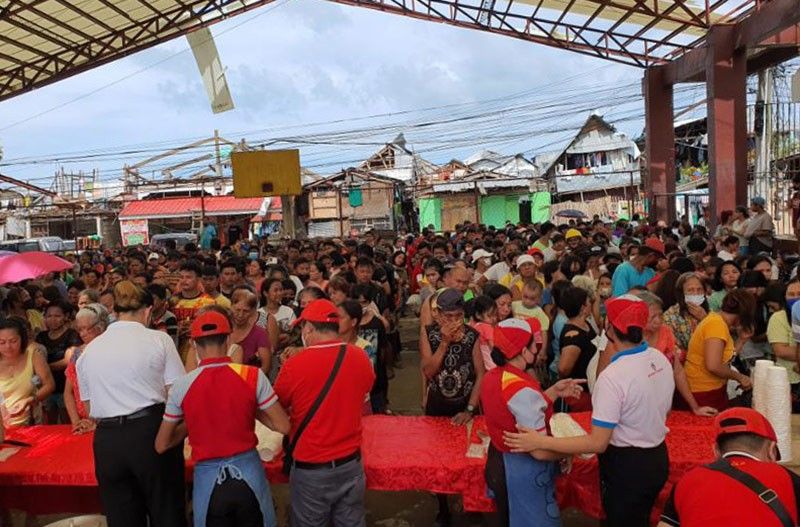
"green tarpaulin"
479,196,502,227
419,197,442,231
530,192,551,223
478,192,553,228
419,191,552,231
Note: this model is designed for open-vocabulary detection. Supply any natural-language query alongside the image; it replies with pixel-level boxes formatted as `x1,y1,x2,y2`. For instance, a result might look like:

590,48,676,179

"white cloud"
0,0,643,182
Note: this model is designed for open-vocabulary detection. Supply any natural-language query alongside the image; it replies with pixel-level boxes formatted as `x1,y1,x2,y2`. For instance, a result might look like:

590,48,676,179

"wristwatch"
466,404,476,415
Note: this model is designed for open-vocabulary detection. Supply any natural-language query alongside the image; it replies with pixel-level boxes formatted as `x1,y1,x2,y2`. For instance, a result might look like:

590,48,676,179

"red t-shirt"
661,455,800,526
164,357,278,462
274,339,375,463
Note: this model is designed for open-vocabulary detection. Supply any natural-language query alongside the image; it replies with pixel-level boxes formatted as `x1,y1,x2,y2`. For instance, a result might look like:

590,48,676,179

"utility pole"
754,68,773,204
208,128,223,227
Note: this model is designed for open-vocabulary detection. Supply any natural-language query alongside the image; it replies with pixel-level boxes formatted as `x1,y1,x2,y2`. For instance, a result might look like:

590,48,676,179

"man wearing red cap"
155,309,290,527
659,407,800,527
505,295,675,526
480,318,584,527
274,299,375,527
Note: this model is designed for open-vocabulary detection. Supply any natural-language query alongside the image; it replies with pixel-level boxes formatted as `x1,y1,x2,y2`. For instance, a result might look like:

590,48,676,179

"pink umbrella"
0,251,73,285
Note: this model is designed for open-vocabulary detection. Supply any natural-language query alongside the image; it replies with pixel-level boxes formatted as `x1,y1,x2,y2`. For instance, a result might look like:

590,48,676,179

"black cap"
434,288,465,312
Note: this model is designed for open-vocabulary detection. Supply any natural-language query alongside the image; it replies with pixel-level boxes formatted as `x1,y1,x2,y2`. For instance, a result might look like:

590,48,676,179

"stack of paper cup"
765,365,793,462
752,359,774,414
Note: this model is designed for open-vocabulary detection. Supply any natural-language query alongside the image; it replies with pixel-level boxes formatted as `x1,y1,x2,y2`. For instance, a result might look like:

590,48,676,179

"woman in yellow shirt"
766,278,800,413
684,289,756,411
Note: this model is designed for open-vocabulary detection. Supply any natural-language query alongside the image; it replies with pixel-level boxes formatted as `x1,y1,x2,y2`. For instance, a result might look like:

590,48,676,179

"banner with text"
120,219,149,247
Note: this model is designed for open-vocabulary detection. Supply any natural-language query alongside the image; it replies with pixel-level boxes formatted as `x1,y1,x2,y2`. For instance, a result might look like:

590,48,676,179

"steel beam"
0,0,705,103
0,0,281,103
664,0,800,83
757,24,800,47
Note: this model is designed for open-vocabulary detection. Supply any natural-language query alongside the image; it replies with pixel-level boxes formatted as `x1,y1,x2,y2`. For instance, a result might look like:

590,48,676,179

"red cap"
493,318,536,359
605,295,649,333
714,408,778,444
191,311,232,338
644,237,666,256
527,247,544,258
292,299,339,327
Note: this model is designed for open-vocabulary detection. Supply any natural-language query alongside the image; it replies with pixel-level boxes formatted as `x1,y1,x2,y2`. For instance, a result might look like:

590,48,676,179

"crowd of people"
1,195,800,526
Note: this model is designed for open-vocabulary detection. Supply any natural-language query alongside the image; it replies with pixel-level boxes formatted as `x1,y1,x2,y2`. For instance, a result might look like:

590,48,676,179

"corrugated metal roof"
0,0,756,102
566,130,639,155
464,150,507,166
432,179,533,193
119,196,278,220
372,167,414,182
555,171,641,193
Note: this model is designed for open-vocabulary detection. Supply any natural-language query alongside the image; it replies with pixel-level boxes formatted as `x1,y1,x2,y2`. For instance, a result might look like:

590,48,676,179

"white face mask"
685,294,706,306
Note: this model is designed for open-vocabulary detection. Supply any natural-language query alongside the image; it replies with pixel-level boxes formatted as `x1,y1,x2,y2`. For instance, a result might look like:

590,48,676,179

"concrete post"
644,65,676,222
706,24,748,224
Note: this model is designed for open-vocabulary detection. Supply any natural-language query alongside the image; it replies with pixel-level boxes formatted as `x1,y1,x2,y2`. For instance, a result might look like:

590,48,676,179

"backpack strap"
705,458,794,527
282,344,347,474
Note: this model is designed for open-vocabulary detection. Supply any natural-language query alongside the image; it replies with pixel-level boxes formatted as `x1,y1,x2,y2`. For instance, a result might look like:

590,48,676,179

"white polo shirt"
77,320,185,419
591,342,675,448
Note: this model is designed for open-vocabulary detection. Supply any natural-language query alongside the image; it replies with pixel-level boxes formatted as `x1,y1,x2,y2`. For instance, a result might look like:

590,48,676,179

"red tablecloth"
0,412,716,518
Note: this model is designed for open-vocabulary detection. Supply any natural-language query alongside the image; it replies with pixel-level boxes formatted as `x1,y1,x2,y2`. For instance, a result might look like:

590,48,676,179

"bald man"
419,266,472,328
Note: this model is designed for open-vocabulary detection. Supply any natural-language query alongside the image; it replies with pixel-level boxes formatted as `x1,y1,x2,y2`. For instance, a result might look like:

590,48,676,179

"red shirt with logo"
661,454,800,526
274,340,375,463
164,357,277,462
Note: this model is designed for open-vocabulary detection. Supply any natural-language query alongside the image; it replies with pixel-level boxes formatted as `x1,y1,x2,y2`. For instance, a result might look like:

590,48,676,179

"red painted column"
706,24,748,223
644,66,675,222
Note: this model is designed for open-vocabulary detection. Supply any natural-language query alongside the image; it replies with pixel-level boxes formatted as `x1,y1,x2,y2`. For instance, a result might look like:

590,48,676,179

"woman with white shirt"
77,281,186,527
730,205,751,256
259,278,295,342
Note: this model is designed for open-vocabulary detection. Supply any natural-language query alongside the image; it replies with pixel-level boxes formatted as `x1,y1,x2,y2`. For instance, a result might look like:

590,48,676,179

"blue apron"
192,449,277,527
503,452,560,527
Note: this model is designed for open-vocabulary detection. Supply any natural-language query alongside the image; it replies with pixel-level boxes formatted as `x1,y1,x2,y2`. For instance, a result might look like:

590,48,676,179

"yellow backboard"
231,150,301,197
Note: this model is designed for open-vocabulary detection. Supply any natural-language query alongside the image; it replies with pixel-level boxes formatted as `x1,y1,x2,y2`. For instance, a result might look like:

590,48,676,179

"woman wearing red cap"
480,318,584,527
505,295,675,527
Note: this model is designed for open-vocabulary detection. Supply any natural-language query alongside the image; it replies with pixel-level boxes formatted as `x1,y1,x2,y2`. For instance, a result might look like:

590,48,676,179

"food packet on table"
550,413,593,460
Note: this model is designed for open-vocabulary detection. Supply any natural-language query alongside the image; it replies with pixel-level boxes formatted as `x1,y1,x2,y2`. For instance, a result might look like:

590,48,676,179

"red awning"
119,196,281,220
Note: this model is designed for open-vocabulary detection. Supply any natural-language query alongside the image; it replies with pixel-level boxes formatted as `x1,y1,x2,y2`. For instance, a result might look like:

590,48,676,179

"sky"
0,0,662,189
